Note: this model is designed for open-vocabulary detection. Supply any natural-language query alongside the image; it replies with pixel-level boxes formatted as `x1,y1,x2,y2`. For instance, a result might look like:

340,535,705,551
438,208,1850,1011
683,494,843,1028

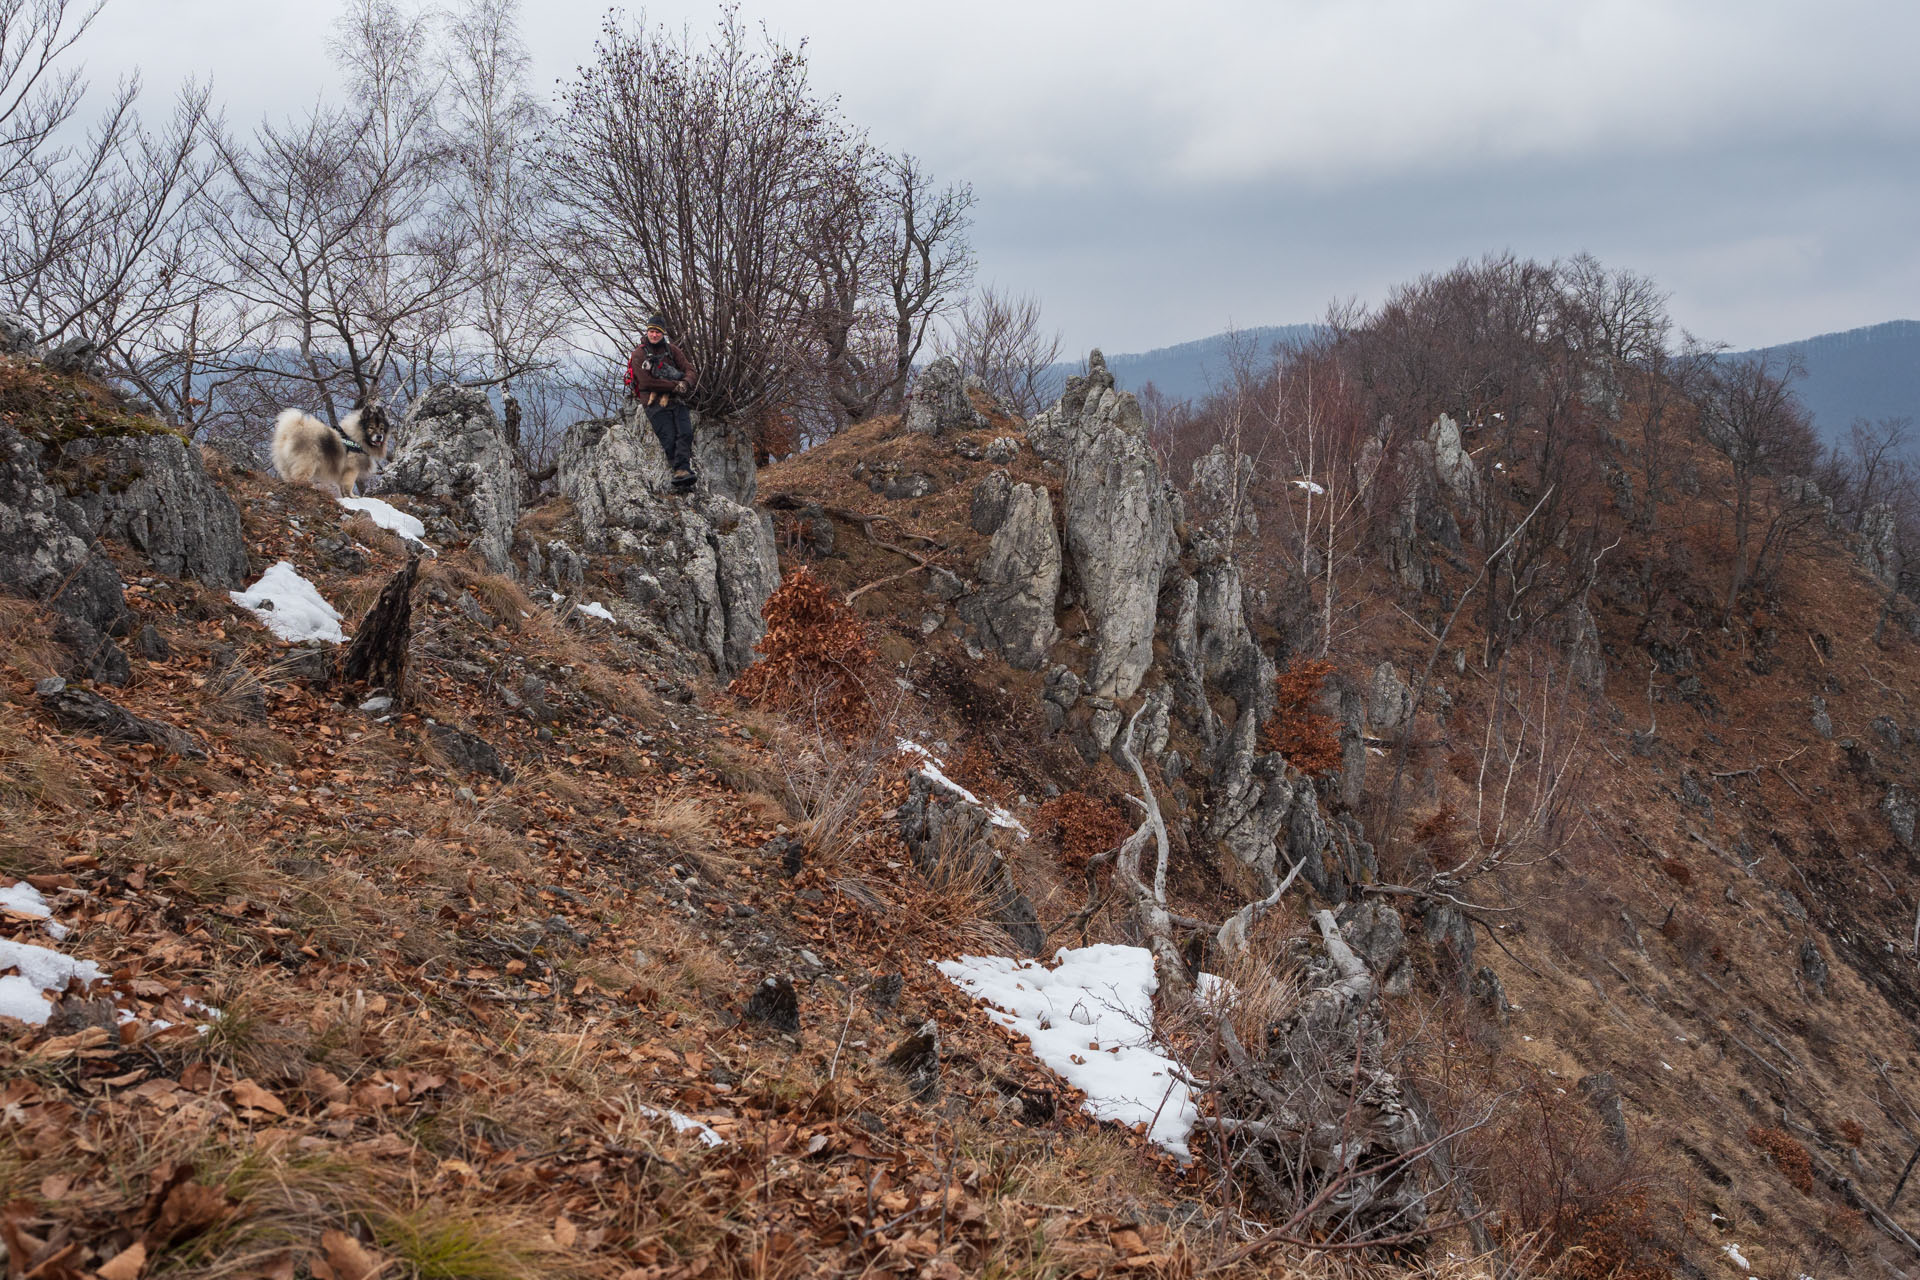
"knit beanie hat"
645,314,670,336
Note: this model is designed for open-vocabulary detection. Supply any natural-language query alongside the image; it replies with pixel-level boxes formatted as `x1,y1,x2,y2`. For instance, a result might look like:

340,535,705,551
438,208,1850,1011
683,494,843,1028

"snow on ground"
338,496,427,542
1,881,69,939
1193,971,1234,1014
1292,479,1326,495
1722,1244,1751,1270
0,938,106,1025
578,601,616,622
231,561,347,644
896,739,1030,838
638,1103,725,1147
937,944,1196,1157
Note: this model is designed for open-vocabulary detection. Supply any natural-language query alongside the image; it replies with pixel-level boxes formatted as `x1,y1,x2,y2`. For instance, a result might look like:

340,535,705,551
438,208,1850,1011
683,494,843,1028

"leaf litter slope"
0,384,1441,1279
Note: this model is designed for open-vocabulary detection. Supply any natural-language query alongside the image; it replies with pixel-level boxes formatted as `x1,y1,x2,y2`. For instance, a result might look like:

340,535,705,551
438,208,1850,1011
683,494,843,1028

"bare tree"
1694,352,1819,612
437,0,566,450
939,285,1061,418
4,81,214,339
876,152,972,410
0,0,107,205
542,9,863,427
205,101,452,424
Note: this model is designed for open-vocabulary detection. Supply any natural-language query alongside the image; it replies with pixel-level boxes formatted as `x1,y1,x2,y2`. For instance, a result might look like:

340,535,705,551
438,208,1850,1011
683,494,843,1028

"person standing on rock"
626,314,699,492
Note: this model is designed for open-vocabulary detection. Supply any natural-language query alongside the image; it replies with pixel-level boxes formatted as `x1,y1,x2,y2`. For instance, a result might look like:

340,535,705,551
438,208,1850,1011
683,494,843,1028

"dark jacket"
626,338,697,400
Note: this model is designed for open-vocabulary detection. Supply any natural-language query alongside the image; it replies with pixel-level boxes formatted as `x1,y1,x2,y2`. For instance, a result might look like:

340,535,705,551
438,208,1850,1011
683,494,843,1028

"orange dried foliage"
1038,791,1133,869
1658,856,1693,886
1748,1125,1815,1194
729,566,877,737
1258,659,1343,777
1838,1118,1866,1148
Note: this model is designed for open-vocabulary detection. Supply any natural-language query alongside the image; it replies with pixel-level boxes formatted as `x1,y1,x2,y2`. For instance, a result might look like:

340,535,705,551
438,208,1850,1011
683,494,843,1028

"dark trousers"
644,400,694,473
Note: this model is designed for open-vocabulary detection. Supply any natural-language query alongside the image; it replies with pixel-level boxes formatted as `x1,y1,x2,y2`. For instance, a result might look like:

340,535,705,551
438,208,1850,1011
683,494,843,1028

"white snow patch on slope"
937,944,1195,1157
578,601,616,622
339,496,427,542
1722,1244,1751,1270
1,881,69,940
231,561,346,644
896,738,1030,838
0,938,106,1025
1292,479,1326,495
638,1103,725,1147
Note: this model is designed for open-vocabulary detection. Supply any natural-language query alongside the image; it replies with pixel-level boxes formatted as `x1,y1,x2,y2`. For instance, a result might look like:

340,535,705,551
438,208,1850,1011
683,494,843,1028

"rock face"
1027,351,1174,699
903,357,986,436
692,414,758,506
382,385,522,572
959,483,1061,670
58,432,248,587
1427,414,1482,517
556,415,778,677
1860,502,1901,590
1368,661,1413,733
0,426,131,682
896,773,1045,957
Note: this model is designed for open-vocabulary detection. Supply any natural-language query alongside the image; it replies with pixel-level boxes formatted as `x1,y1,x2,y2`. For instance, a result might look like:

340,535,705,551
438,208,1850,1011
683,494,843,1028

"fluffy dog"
270,401,391,496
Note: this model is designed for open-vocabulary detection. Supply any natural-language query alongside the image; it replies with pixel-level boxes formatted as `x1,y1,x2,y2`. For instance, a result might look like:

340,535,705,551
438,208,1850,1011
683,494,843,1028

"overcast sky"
70,0,1920,356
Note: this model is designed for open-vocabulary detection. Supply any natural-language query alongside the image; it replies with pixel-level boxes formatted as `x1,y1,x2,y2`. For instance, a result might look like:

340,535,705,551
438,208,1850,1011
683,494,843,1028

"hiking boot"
671,468,696,491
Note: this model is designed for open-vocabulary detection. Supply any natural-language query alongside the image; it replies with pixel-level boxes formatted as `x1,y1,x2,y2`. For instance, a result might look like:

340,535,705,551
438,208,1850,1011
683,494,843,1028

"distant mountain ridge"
1066,319,1917,444
1729,319,1920,444
1044,324,1321,405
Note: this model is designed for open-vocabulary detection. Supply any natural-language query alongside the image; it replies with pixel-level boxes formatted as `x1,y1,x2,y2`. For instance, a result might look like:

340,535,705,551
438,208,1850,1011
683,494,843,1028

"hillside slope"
8,336,1920,1280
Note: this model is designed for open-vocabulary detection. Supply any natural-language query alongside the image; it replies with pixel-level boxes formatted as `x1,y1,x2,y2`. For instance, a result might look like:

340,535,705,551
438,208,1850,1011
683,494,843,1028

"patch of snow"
231,562,346,644
1194,972,1236,1014
639,1103,724,1147
0,938,106,1025
577,601,616,622
897,739,1030,839
1,881,69,940
0,881,51,919
1292,479,1326,495
937,944,1196,1158
1660,1061,1673,1070
1722,1243,1750,1270
338,496,427,542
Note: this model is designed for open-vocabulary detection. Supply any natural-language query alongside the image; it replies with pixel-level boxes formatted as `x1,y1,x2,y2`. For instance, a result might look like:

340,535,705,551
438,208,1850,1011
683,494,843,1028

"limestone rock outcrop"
959,483,1061,671
556,415,778,677
0,426,130,682
382,385,522,571
896,772,1045,957
1027,351,1175,699
903,357,986,436
1860,502,1901,590
58,432,248,588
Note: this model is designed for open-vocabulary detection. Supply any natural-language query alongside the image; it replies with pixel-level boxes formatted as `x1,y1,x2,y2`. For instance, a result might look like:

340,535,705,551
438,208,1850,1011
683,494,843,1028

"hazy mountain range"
1076,320,1918,445
1730,320,1920,443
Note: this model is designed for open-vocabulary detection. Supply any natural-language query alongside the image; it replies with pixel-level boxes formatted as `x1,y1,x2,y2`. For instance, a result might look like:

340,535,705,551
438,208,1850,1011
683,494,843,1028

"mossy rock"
0,355,185,453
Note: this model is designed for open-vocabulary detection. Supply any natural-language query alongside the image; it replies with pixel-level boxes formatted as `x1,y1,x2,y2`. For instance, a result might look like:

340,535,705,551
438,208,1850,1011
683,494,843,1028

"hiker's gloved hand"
674,380,688,395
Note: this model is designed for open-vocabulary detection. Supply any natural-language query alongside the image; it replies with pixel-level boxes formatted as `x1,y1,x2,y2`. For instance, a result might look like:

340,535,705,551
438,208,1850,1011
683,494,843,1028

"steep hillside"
9,322,1920,1280
1731,320,1920,443
0,350,1471,1280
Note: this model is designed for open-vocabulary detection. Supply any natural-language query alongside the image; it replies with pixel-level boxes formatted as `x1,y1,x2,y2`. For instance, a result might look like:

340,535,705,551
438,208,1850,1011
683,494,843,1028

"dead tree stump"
341,556,419,699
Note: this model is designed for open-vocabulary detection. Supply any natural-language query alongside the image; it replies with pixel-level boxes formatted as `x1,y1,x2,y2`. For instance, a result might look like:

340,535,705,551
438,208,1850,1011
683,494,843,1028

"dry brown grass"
643,791,718,848
515,498,574,542
0,594,71,680
0,698,84,815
